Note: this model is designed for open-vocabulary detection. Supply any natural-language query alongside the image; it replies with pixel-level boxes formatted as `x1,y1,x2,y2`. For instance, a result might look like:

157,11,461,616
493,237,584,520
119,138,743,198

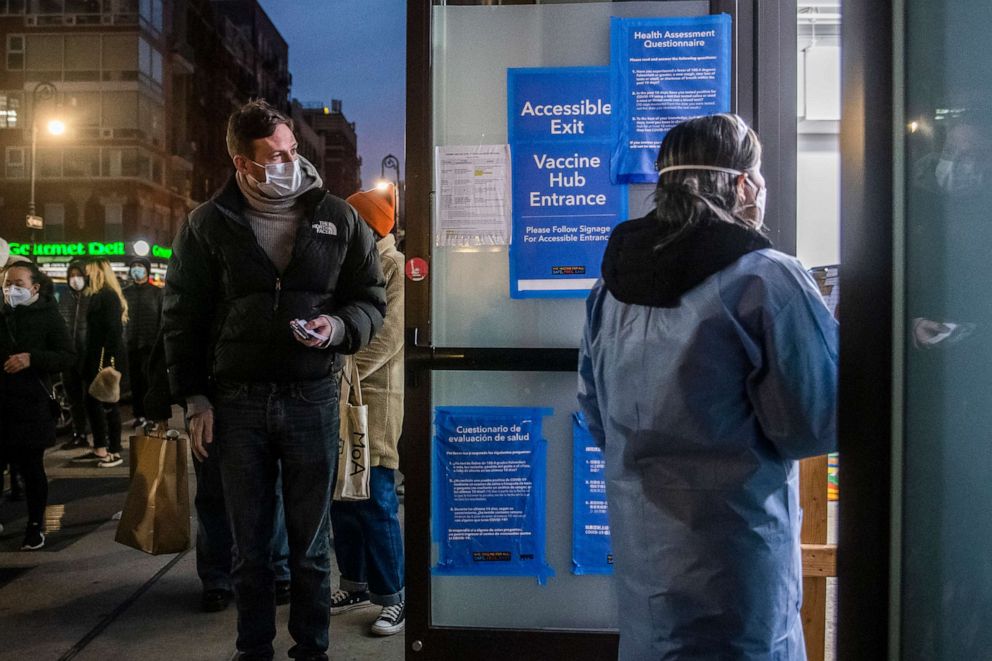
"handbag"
88,347,121,403
333,356,371,501
115,425,191,555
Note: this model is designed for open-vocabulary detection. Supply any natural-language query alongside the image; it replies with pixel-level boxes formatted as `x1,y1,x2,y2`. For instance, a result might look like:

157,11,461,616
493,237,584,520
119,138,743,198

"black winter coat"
84,288,125,381
0,297,76,449
57,288,90,363
162,175,387,399
124,282,162,350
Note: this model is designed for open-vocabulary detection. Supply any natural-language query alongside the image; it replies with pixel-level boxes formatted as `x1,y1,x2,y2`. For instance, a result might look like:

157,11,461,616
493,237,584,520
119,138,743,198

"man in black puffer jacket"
162,100,385,661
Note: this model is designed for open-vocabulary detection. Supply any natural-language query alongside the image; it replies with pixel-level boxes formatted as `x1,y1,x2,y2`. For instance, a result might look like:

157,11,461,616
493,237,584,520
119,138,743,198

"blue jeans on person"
192,449,289,593
213,378,339,660
330,466,405,605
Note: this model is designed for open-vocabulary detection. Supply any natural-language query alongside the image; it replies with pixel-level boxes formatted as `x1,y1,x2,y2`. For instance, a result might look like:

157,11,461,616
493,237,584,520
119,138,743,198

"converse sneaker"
371,601,405,636
21,525,45,551
329,588,372,615
97,453,123,468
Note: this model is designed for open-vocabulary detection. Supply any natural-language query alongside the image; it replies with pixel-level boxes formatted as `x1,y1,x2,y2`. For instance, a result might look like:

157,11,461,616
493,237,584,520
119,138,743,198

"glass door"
403,1,798,658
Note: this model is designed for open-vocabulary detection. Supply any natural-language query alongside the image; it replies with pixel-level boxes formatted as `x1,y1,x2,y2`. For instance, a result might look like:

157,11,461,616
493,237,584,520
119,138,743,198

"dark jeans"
62,367,90,436
86,395,122,453
127,346,153,420
193,449,290,592
214,378,339,660
331,466,405,605
2,447,47,527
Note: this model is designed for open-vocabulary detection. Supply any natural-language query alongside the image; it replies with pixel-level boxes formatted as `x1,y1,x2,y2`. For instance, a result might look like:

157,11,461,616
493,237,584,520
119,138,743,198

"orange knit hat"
347,184,395,238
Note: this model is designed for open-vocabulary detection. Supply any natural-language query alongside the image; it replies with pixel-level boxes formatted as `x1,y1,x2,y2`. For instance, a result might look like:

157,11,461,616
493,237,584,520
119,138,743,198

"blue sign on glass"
571,412,613,575
507,67,628,299
610,15,733,184
432,406,555,584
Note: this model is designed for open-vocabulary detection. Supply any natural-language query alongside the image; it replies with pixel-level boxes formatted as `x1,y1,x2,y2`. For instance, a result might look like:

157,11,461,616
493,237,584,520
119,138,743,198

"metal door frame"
402,2,797,658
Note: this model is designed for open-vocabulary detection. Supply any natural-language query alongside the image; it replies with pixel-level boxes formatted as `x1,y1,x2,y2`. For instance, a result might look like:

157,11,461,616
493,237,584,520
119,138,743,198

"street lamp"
380,153,401,231
28,81,61,231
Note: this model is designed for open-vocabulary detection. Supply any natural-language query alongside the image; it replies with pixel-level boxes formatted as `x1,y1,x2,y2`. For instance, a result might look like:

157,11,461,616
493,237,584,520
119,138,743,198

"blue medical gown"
578,249,838,660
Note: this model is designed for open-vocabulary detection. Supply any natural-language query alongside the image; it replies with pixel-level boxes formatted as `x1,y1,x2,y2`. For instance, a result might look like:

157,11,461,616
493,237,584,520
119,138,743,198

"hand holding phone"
290,318,329,345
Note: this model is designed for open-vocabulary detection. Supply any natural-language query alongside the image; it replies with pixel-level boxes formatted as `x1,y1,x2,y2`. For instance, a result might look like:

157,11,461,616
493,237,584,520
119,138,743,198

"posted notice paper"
434,144,512,247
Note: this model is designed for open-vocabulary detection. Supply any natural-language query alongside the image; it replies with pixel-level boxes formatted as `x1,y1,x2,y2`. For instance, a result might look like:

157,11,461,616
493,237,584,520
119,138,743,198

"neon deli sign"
8,242,172,259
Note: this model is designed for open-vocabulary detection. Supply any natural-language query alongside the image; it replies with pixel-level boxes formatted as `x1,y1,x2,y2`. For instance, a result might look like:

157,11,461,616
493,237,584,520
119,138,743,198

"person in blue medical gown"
578,113,838,660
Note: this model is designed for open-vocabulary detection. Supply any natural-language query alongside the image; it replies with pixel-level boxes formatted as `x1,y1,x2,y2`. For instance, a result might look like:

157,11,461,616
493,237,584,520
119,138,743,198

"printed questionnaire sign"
432,406,554,584
434,145,511,247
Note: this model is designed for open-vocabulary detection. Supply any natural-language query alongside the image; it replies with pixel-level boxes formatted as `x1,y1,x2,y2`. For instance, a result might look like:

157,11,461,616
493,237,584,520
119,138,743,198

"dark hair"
5,260,54,299
226,99,294,159
653,113,762,248
67,260,86,278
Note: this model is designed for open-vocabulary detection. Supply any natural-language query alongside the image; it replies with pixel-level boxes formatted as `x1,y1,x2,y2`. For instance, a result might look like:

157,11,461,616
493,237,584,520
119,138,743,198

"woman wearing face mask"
578,114,838,660
74,259,128,468
1,261,76,550
56,261,92,448
123,257,162,429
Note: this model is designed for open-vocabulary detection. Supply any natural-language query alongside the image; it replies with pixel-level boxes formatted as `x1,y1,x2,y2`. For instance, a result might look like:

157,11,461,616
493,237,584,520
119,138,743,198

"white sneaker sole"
371,620,405,636
330,601,373,616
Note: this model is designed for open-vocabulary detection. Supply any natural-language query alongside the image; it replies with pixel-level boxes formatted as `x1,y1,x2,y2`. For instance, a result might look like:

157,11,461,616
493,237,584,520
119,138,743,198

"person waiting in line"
74,258,128,468
1,261,76,550
162,99,385,661
578,113,838,660
143,333,292,614
57,260,92,449
123,256,162,430
330,185,406,636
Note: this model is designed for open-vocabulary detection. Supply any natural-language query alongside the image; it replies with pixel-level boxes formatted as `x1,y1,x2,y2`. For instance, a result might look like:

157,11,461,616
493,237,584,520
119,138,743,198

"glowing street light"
28,81,65,234
133,240,150,257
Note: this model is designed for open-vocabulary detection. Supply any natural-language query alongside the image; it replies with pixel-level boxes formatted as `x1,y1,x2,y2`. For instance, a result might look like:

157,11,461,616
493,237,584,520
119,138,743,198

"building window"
138,36,162,87
43,202,65,241
64,34,100,81
30,0,62,14
138,0,161,33
101,90,137,128
0,91,21,128
101,33,138,79
37,147,62,178
6,34,24,70
63,147,99,177
0,1,26,16
5,147,25,178
25,34,63,72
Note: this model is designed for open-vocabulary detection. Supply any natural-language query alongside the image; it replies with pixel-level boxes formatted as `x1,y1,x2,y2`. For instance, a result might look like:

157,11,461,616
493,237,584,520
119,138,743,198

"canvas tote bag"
333,356,371,501
115,426,191,554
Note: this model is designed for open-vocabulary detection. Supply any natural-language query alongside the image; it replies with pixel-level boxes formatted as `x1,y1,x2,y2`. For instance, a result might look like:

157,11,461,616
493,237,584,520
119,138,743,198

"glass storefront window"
901,3,992,659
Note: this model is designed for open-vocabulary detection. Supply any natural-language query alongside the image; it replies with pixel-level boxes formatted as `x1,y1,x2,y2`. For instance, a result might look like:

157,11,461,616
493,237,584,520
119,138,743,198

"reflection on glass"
903,3,992,659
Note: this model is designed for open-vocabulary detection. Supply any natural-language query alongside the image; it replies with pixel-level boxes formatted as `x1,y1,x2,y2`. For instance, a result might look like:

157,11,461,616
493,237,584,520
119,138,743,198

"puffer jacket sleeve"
32,305,75,373
329,208,386,354
577,281,607,447
746,266,839,460
162,218,216,399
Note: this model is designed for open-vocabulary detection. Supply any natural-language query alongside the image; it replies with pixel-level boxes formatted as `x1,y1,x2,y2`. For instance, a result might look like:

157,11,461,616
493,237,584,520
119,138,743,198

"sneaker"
97,453,123,468
21,526,45,551
131,417,147,429
329,588,372,615
71,450,104,463
371,602,405,636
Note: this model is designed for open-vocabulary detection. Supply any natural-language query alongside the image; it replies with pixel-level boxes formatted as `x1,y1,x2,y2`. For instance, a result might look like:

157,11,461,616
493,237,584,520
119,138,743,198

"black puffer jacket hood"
601,212,772,308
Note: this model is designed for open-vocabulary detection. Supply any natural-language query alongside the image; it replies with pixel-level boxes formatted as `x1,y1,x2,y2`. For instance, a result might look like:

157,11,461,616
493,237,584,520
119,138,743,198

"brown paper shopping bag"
115,427,191,554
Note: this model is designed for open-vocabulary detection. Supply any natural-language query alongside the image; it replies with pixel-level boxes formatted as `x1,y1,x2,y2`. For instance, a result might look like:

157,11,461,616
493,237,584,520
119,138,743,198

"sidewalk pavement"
0,421,405,661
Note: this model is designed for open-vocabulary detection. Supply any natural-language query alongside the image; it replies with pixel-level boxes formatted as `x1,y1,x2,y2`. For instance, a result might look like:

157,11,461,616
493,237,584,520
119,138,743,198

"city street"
0,408,405,661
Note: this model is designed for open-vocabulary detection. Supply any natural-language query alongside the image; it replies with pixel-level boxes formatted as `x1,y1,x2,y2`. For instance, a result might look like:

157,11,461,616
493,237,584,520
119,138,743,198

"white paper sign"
434,144,511,247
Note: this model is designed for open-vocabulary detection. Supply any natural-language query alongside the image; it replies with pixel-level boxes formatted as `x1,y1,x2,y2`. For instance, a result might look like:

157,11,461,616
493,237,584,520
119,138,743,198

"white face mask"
130,266,147,281
657,164,767,228
249,157,303,198
3,284,34,308
69,276,86,291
